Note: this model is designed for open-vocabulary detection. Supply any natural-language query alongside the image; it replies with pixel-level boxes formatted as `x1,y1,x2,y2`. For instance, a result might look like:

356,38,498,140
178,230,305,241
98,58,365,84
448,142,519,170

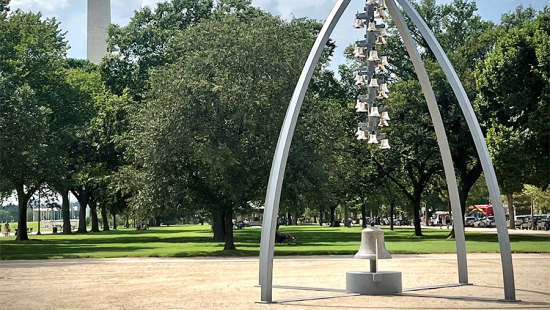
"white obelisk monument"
87,0,111,64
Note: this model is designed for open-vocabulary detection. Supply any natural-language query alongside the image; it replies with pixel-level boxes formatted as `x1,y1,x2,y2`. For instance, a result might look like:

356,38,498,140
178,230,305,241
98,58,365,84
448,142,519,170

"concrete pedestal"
346,271,402,295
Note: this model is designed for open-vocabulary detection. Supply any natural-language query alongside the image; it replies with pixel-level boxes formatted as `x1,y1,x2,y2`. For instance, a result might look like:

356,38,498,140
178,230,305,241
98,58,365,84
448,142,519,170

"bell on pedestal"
367,134,378,144
356,101,368,113
354,45,366,58
376,36,387,45
357,130,368,140
367,22,377,32
380,138,391,149
368,78,379,88
381,111,390,121
354,225,392,260
366,0,378,5
367,50,380,62
369,106,381,117
378,118,389,127
353,18,365,29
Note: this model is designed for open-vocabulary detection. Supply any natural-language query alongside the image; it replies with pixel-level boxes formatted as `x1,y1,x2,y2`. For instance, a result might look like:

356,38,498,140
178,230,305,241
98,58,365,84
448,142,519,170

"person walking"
446,215,451,229
4,222,10,237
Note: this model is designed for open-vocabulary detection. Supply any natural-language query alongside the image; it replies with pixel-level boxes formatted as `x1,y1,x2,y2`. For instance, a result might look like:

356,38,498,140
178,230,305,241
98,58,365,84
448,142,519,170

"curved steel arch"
394,0,515,300
259,0,515,302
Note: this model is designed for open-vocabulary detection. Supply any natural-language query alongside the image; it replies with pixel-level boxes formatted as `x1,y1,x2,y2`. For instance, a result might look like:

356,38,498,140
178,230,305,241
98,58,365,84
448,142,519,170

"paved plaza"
1,253,549,309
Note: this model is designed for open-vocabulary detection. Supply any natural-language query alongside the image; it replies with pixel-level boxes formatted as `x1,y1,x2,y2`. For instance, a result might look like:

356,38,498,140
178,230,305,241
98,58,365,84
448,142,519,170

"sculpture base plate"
346,271,402,295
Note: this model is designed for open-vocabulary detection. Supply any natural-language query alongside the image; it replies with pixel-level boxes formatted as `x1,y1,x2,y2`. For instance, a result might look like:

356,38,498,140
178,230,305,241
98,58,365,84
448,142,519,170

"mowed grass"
0,225,549,260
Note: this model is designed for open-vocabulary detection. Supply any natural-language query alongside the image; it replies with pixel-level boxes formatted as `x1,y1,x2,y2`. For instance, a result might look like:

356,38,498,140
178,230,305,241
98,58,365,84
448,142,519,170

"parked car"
464,216,476,227
536,215,550,231
400,217,411,226
515,216,530,230
483,216,495,228
473,217,486,228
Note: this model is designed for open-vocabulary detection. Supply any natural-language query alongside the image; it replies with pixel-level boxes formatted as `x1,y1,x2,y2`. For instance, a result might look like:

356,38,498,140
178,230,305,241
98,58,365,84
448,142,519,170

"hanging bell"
377,91,388,99
381,111,390,121
376,35,387,45
368,78,379,88
378,118,389,127
367,22,377,32
366,0,378,5
354,226,392,259
369,106,381,117
375,8,388,19
355,127,362,136
378,0,388,10
356,101,368,113
367,50,380,62
379,83,390,93
380,56,389,67
357,130,368,140
354,73,365,86
377,64,388,73
367,134,379,144
354,45,366,58
379,27,388,37
353,18,365,29
380,138,391,149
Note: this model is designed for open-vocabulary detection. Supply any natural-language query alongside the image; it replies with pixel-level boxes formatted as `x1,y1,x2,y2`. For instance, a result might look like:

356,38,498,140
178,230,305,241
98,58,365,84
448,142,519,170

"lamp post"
353,0,391,148
37,188,41,235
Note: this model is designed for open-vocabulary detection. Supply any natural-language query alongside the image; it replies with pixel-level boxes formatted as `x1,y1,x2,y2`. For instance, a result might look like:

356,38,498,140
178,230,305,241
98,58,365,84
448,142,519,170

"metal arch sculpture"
258,0,515,303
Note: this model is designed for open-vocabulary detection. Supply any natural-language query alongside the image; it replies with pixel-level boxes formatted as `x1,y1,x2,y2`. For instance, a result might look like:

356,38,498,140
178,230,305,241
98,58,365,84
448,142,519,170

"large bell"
367,50,380,62
367,21,377,32
368,78,379,88
354,45,366,58
357,130,368,140
356,101,368,113
354,226,392,260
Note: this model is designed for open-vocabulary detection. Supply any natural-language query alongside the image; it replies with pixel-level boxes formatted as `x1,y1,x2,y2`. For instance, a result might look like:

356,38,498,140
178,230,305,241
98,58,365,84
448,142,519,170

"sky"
9,0,550,73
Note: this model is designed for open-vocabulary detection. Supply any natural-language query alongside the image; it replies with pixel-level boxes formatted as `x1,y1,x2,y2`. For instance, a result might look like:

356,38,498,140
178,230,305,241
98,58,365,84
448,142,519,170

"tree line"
1,0,548,249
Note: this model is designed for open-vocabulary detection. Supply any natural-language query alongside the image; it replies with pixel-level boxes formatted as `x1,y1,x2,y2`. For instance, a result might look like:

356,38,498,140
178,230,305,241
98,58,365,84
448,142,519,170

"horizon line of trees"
1,0,548,249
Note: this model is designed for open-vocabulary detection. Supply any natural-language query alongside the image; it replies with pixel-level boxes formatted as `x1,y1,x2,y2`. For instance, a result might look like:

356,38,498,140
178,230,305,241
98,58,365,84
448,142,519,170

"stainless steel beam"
395,0,516,300
258,0,351,303
386,0,469,285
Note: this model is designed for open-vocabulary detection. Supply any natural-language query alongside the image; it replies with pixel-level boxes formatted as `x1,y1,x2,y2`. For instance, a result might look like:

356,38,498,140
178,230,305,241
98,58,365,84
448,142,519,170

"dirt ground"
1,253,549,310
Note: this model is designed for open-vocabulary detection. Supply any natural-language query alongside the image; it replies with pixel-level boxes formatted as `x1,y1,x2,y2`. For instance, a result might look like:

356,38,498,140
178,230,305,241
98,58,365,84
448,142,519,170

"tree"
0,11,72,240
127,4,332,250
476,7,550,227
0,0,9,12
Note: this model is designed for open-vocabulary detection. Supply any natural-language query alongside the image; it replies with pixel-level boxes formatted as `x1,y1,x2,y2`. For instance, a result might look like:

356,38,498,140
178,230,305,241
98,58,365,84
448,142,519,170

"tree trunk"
223,206,236,250
101,205,109,231
113,212,117,230
361,204,367,228
212,210,225,242
330,205,337,227
61,190,71,234
71,187,92,234
287,212,292,226
508,193,515,229
344,203,350,228
294,212,299,225
411,199,423,236
390,201,395,231
319,210,324,226
89,199,100,232
15,185,30,241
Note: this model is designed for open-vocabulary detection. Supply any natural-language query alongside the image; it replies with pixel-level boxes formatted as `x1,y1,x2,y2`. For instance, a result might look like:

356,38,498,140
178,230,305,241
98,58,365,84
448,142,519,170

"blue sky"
9,0,550,72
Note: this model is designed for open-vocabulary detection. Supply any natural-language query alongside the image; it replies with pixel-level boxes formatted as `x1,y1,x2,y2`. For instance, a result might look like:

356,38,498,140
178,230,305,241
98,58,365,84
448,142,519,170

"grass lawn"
0,225,548,260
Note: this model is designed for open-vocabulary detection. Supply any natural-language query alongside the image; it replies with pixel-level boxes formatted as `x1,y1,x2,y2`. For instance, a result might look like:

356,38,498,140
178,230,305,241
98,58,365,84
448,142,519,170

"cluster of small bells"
353,0,391,150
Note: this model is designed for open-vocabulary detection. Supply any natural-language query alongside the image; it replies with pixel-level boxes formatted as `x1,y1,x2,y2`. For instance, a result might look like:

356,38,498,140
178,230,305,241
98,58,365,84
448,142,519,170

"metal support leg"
395,0,516,300
258,0,351,303
386,0,468,285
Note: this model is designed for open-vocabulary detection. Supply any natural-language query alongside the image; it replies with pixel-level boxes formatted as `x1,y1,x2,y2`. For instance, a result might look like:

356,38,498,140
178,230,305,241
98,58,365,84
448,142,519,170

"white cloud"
11,0,69,14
